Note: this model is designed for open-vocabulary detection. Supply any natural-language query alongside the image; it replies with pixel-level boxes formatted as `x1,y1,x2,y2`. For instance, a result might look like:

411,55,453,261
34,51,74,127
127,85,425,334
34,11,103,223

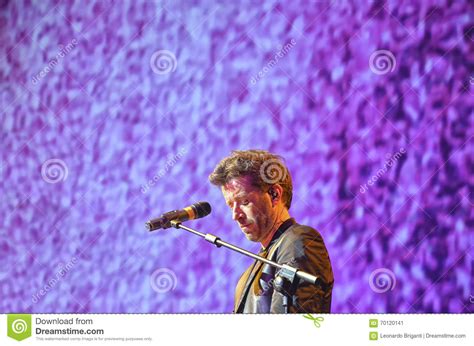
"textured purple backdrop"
1,0,473,313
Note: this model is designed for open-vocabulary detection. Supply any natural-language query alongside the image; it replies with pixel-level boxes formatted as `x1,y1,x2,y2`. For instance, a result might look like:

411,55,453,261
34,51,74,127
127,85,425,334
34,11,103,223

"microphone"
146,201,212,231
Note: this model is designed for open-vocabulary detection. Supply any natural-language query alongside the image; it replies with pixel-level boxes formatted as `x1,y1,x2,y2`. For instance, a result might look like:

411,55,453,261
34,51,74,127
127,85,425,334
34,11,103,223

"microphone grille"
192,201,212,218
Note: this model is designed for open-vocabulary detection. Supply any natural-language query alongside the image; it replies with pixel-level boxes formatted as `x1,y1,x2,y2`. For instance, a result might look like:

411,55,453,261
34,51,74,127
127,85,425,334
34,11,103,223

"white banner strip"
1,314,473,345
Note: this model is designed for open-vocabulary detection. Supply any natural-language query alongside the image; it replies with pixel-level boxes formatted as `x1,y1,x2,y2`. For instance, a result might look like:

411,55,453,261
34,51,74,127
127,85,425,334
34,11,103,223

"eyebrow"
226,193,251,204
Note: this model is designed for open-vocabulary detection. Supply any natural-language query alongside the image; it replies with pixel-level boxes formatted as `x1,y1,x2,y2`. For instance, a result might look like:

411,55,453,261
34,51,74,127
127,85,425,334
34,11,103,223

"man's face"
221,176,274,243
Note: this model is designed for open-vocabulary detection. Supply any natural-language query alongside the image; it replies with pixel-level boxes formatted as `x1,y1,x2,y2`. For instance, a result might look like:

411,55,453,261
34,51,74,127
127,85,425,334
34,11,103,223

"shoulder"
279,223,324,246
272,222,334,286
272,222,328,263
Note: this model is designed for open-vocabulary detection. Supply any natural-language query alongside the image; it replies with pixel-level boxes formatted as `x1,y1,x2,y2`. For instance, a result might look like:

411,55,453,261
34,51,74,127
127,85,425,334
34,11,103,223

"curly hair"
209,149,293,209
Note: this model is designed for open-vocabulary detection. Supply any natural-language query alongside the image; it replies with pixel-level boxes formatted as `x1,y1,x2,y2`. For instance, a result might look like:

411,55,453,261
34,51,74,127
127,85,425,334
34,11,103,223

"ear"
268,185,283,207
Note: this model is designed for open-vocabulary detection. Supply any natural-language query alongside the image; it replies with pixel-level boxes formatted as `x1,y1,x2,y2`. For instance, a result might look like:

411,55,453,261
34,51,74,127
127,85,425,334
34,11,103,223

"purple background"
1,0,473,313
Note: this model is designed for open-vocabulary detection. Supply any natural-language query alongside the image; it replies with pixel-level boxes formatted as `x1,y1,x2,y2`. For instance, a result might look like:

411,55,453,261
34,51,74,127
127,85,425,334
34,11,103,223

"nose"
231,203,244,222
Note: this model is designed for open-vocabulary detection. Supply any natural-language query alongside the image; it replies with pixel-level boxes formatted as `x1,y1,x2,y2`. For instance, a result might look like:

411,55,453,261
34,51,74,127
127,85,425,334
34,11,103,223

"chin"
243,232,259,242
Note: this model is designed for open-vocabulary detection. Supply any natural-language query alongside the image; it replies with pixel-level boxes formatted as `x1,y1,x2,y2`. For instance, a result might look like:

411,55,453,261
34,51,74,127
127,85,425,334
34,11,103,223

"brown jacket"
233,218,334,313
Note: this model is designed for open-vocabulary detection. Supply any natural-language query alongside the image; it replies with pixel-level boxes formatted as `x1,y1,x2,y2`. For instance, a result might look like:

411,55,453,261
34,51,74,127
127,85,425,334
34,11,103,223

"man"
209,149,334,313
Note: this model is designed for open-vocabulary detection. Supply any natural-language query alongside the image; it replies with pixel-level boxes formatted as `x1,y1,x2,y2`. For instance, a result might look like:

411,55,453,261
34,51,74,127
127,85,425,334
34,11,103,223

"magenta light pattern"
1,0,473,313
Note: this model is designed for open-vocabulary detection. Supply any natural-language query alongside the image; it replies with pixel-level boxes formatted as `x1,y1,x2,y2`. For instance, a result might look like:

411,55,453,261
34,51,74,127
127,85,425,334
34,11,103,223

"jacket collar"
235,217,296,312
260,217,296,252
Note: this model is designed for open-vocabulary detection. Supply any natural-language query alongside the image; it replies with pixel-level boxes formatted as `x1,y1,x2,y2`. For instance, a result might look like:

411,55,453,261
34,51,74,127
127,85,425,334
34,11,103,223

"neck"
260,208,291,249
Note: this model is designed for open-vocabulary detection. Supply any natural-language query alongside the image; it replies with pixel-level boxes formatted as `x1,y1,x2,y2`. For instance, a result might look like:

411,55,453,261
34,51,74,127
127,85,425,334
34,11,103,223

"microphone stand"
169,220,323,313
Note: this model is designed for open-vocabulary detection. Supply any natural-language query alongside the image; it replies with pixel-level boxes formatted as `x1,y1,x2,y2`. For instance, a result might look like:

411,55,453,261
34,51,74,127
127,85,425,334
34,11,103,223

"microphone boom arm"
169,220,322,287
